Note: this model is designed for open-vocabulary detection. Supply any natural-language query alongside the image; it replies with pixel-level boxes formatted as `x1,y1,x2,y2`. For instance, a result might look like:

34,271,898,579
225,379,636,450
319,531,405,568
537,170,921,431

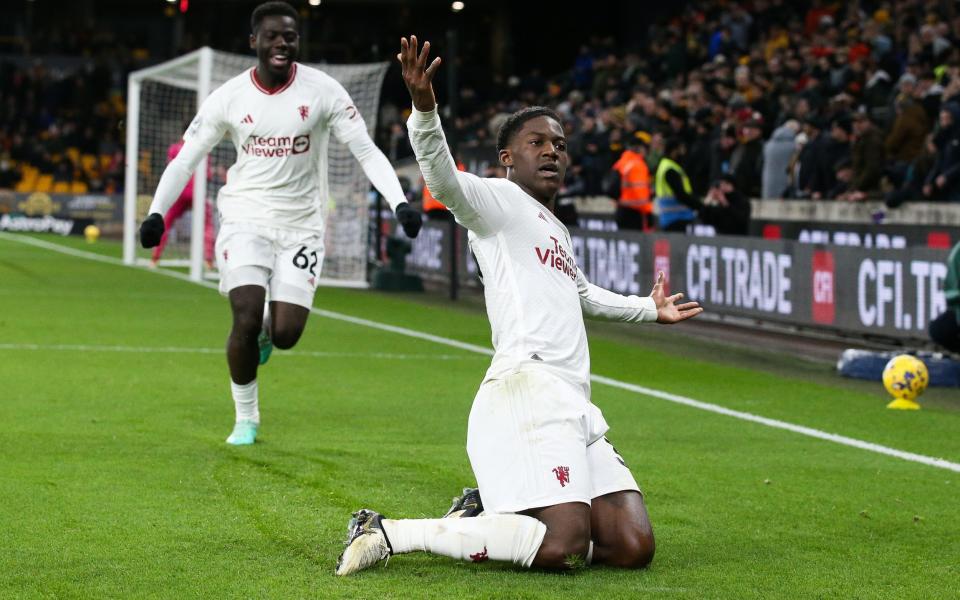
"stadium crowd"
5,1,960,226
381,0,960,232
0,52,129,194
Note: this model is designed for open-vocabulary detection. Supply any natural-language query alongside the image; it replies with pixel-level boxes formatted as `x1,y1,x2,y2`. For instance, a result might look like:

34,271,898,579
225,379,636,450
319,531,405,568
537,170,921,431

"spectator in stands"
886,134,937,208
708,123,737,186
923,102,960,202
566,114,609,196
810,114,852,199
839,111,885,201
610,131,654,231
827,157,854,200
654,137,696,232
762,119,799,199
697,173,751,236
885,93,931,179
793,117,825,198
687,108,715,196
929,240,960,354
730,117,764,198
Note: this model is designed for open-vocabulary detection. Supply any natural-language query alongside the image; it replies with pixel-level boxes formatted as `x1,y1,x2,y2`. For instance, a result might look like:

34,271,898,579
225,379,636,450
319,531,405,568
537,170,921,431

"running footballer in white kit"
138,2,422,446
335,36,703,576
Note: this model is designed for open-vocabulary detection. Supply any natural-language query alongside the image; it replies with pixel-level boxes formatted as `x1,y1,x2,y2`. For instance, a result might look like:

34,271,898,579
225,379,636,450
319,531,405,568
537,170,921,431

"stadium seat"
15,167,38,192
81,154,97,175
35,174,53,192
52,181,70,193
70,181,88,193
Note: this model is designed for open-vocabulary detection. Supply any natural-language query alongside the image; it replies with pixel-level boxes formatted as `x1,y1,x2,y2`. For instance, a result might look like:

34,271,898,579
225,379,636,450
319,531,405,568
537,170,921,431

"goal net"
123,47,389,286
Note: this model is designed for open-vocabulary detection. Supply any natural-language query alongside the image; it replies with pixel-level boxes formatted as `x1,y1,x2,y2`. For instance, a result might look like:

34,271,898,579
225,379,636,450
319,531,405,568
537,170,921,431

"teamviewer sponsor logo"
241,134,310,157
535,235,577,282
812,250,835,324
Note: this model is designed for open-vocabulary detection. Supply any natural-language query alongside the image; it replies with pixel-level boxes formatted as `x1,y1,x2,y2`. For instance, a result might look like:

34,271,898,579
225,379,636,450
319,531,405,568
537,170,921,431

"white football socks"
381,514,546,568
231,379,259,424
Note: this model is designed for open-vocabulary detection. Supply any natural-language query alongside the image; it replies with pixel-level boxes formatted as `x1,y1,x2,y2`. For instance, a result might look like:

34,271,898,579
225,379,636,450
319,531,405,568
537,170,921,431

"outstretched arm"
400,35,507,236
141,97,226,248
342,134,421,238
328,77,421,238
578,270,703,324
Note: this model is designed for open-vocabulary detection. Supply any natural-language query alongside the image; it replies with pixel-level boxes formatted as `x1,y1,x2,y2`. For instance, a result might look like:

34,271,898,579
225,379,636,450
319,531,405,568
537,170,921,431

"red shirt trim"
250,63,297,95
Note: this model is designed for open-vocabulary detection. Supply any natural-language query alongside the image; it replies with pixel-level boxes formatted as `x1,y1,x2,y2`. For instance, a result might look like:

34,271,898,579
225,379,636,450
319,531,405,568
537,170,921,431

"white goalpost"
123,47,389,286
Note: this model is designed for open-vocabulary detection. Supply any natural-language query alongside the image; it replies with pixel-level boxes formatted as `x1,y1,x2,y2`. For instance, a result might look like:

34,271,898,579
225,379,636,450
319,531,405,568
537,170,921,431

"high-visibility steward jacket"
422,161,467,212
612,149,652,213
654,157,696,229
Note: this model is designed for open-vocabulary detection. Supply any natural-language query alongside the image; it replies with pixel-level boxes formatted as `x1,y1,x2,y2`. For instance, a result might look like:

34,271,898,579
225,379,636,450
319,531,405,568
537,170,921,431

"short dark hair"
496,106,562,152
664,136,685,157
251,1,298,34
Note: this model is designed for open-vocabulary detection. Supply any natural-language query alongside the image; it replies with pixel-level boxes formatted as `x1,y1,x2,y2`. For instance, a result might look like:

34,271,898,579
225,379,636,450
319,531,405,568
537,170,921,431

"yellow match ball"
882,355,929,401
84,224,100,243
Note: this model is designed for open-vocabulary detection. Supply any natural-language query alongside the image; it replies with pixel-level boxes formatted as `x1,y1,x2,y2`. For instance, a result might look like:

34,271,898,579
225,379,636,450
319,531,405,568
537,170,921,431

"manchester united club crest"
552,466,570,487
298,105,309,121
469,547,489,562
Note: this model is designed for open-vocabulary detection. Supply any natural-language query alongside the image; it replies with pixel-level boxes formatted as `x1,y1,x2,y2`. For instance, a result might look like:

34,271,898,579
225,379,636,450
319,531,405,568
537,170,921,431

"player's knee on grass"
603,525,655,569
534,528,591,569
528,505,591,570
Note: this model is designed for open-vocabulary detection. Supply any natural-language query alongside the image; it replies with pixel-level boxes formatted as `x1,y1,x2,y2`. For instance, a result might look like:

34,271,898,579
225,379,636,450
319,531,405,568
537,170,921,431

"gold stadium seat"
35,175,53,192
81,154,97,175
52,181,70,193
70,181,88,193
15,167,39,192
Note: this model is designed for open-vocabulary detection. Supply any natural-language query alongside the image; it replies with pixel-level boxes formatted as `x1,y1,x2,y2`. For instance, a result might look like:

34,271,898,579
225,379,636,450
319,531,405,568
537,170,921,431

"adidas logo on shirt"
241,114,254,124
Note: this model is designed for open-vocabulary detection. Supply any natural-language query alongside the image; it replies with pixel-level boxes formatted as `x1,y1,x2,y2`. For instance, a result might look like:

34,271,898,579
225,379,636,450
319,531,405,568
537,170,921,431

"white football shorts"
466,368,641,514
215,222,324,309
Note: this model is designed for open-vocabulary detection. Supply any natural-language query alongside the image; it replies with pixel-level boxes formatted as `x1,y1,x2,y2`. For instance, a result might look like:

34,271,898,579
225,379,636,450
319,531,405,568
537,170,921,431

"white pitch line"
4,232,959,474
0,342,479,361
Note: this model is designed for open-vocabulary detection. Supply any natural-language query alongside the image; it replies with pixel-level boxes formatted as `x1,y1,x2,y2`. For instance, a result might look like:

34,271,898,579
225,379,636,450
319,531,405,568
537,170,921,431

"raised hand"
650,271,703,324
398,35,441,112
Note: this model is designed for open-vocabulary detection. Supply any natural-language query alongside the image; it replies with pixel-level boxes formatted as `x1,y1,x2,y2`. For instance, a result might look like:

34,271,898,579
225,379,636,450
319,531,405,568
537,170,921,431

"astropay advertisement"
401,221,950,341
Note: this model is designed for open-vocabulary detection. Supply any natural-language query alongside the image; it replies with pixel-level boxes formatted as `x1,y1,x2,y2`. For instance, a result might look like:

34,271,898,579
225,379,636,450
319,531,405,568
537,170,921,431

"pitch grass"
1,233,958,599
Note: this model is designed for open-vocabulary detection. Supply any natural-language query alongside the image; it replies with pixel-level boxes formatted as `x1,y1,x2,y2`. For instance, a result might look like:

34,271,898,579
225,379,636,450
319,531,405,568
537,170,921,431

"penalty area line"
5,232,959,474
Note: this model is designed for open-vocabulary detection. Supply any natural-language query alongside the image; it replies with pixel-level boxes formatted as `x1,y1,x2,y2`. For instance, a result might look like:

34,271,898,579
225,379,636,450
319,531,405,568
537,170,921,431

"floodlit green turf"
1,233,958,599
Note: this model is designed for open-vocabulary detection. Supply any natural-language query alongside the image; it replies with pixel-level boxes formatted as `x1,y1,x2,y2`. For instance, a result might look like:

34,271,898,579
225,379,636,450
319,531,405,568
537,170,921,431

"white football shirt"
154,63,371,231
407,108,658,397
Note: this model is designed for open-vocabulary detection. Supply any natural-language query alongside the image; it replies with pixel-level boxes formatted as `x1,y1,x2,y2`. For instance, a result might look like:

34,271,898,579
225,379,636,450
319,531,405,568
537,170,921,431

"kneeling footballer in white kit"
138,2,422,446
335,36,703,575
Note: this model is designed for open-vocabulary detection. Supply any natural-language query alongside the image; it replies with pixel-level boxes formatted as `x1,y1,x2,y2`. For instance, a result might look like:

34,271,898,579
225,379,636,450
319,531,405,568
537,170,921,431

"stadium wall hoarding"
751,219,956,249
402,220,951,342
0,191,124,235
574,211,957,249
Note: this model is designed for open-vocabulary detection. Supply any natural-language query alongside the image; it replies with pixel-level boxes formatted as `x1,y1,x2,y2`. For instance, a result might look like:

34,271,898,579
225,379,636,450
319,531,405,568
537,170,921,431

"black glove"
394,202,423,238
139,213,165,248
